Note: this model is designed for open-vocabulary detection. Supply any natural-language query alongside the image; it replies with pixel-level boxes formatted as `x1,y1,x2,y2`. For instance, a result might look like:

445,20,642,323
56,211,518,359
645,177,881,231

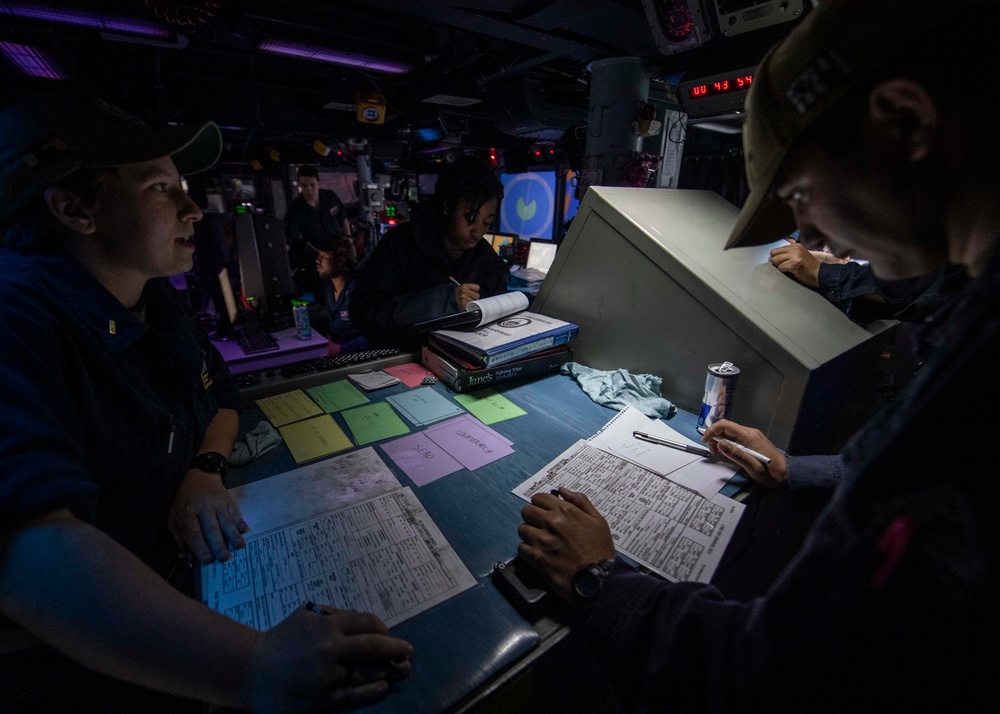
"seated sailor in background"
311,235,369,356
517,1,996,711
0,90,410,712
351,156,509,346
285,163,351,302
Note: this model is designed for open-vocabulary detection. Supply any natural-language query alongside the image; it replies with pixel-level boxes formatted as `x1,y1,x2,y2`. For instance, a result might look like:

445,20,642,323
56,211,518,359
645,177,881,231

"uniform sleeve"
204,338,240,412
785,453,844,510
455,242,509,299
581,494,891,713
351,233,459,344
0,288,99,528
818,262,919,324
816,261,879,302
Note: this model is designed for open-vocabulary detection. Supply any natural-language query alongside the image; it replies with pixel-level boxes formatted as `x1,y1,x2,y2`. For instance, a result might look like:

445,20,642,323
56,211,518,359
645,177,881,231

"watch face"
194,452,227,474
573,567,602,600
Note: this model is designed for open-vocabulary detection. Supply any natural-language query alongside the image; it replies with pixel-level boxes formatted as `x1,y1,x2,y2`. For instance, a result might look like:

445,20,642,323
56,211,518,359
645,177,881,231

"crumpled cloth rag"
560,362,676,419
230,420,283,466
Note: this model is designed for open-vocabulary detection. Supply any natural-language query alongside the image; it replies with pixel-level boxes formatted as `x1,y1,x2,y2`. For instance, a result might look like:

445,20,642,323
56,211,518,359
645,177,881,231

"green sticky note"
307,379,370,413
341,402,411,445
454,388,527,425
278,414,353,464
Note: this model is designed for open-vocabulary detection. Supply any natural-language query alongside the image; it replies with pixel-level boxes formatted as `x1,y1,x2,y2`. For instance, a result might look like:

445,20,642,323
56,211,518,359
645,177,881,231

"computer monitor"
500,171,557,239
485,232,517,254
209,266,241,340
525,239,558,273
532,187,899,455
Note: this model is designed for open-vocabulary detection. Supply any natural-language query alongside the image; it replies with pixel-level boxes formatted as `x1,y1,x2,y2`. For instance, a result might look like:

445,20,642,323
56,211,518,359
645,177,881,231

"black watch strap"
191,451,228,483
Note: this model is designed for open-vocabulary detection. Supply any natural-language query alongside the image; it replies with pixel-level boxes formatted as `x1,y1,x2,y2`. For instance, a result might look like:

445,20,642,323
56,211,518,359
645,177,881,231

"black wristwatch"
571,558,616,607
190,451,228,484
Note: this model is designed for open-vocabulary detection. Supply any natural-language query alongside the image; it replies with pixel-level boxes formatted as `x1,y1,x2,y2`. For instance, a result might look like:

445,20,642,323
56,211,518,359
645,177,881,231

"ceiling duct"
487,74,585,139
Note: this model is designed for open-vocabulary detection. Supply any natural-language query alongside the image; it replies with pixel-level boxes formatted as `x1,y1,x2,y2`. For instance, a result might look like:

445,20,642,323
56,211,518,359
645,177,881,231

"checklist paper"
200,486,476,629
513,439,743,584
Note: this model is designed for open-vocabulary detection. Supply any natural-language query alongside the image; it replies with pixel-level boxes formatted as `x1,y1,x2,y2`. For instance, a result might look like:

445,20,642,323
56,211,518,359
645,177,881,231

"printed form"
513,440,744,584
200,452,475,629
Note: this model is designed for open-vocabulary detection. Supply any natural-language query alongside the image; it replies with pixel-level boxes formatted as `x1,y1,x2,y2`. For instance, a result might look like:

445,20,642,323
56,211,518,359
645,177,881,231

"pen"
448,276,461,286
712,437,772,465
632,431,712,457
305,601,328,616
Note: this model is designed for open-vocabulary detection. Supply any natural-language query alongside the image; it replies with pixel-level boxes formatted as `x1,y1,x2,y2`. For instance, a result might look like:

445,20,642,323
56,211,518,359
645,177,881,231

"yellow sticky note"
256,390,323,427
278,414,353,464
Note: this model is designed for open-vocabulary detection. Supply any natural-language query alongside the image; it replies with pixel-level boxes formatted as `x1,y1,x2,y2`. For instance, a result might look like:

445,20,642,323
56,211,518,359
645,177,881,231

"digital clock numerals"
689,74,753,99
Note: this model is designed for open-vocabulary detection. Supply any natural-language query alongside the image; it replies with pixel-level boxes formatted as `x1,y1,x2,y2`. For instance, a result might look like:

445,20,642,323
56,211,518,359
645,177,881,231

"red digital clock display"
688,74,754,99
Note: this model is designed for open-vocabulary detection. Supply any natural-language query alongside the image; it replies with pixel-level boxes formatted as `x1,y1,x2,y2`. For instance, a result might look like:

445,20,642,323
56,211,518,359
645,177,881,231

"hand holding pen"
450,276,481,310
242,601,413,711
700,419,788,488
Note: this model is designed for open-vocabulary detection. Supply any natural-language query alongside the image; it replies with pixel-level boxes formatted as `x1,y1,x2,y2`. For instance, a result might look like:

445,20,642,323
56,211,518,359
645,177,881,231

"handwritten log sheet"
200,486,475,629
513,441,744,584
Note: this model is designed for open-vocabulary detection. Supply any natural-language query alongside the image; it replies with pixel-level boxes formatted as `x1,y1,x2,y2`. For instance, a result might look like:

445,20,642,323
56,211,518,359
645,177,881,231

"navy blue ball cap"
0,90,221,230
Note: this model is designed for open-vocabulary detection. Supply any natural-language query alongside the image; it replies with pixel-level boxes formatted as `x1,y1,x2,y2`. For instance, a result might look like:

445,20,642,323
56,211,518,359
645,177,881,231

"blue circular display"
501,172,554,239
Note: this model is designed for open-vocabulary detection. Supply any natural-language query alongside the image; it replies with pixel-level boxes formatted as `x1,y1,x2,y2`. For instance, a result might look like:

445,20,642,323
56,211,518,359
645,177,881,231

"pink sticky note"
383,363,436,388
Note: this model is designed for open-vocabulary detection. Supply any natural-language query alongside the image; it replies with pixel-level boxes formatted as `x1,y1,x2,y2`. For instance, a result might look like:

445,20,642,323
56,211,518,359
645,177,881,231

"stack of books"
422,343,573,392
421,296,578,392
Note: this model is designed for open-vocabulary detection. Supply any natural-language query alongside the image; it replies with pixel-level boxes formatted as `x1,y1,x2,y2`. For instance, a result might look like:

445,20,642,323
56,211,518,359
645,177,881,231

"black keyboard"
233,347,413,397
238,324,279,355
278,348,403,378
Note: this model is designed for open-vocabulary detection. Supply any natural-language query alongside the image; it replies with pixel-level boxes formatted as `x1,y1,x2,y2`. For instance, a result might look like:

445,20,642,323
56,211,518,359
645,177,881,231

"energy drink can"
697,361,740,433
292,301,312,341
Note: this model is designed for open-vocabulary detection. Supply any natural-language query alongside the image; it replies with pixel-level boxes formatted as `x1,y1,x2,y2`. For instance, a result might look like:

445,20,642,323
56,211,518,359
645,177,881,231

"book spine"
483,325,579,367
422,345,572,392
421,346,462,390
425,337,482,370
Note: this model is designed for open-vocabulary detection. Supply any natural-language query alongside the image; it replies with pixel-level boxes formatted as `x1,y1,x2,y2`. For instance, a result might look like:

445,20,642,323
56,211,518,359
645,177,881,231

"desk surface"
230,366,736,713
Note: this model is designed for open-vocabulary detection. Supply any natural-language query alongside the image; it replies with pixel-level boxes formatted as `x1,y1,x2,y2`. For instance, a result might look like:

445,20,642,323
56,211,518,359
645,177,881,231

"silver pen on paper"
632,431,712,457
712,437,772,465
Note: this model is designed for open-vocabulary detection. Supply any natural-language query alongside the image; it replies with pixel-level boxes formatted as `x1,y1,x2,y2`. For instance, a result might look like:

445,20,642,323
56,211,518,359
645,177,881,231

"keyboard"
278,348,403,378
233,348,405,390
238,323,279,355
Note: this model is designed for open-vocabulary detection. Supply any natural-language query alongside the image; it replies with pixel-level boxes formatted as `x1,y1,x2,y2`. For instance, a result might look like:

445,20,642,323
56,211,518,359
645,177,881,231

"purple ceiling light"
258,39,410,75
0,2,170,37
0,41,67,79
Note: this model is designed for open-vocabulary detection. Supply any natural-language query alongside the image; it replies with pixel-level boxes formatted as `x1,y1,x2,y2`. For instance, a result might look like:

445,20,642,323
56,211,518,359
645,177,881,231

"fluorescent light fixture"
0,2,170,37
258,39,410,74
422,94,481,107
0,41,67,79
414,126,447,142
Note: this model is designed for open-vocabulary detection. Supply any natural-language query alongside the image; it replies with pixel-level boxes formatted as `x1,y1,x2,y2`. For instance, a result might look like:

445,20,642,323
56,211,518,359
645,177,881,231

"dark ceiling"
0,1,806,173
